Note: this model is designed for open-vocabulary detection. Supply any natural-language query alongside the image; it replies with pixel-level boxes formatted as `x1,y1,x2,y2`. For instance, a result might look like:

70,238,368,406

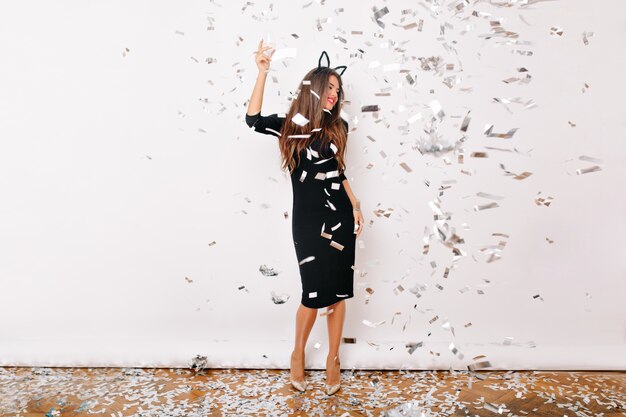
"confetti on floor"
0,367,624,417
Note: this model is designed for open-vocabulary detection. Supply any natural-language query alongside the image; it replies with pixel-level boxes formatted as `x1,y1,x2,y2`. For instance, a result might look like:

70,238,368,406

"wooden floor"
0,367,624,416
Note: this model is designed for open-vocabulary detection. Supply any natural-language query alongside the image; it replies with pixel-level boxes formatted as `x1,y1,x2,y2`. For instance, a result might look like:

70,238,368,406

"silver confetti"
189,355,208,371
259,264,279,276
299,256,315,265
270,291,290,304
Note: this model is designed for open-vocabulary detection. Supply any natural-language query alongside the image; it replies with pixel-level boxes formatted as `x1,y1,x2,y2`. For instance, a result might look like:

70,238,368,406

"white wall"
0,0,624,370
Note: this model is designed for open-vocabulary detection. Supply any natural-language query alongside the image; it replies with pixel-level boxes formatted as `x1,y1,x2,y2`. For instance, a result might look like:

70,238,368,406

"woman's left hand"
353,208,364,238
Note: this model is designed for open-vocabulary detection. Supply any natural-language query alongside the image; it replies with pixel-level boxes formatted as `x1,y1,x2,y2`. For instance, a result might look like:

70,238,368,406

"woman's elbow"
245,114,256,128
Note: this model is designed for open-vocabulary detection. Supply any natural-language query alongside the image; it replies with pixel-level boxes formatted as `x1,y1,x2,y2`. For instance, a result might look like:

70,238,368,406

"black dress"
245,111,355,308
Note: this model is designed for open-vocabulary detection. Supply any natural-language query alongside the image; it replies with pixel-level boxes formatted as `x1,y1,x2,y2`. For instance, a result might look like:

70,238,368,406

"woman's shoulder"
245,111,286,136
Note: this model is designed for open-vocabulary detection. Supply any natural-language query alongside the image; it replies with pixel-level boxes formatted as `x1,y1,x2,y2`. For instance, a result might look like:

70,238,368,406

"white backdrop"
0,0,624,370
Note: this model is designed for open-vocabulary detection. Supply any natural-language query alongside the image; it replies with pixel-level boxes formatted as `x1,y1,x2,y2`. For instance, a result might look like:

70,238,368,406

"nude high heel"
325,355,341,395
290,351,308,392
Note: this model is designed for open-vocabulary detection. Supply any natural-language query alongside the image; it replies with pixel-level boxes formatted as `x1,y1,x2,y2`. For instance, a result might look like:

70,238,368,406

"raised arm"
244,39,285,136
246,40,271,117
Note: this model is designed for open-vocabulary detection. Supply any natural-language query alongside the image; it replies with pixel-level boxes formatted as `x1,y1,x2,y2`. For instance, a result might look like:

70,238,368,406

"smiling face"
322,74,340,111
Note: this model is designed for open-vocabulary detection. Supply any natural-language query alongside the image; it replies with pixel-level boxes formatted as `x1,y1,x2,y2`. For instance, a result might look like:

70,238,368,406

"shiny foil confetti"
449,342,464,359
320,227,332,239
549,26,564,36
406,341,424,354
259,264,279,276
513,171,533,180
362,319,386,328
298,256,315,265
270,291,290,304
579,155,603,164
576,165,602,175
474,202,499,211
5,368,622,415
291,112,309,126
189,355,208,371
484,124,519,138
330,240,344,251
534,193,553,206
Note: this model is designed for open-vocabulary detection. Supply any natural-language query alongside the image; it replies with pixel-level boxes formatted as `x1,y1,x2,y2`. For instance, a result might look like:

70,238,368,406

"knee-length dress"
245,111,355,309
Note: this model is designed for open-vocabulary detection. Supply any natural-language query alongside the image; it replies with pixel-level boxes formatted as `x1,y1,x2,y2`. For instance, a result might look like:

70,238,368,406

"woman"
245,39,364,396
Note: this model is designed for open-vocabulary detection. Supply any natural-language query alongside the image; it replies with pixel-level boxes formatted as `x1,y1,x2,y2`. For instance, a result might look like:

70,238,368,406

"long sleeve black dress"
245,111,355,309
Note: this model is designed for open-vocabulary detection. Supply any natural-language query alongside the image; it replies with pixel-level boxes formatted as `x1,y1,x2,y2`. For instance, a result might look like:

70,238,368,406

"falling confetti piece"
484,124,519,138
449,342,464,359
373,207,394,218
579,155,603,164
259,264,279,276
576,165,601,175
513,171,533,180
582,31,594,45
406,341,423,354
549,26,564,36
474,202,499,211
534,193,553,207
471,152,488,158
299,256,315,265
330,240,344,251
270,291,290,304
291,112,309,126
271,47,297,61
362,319,386,328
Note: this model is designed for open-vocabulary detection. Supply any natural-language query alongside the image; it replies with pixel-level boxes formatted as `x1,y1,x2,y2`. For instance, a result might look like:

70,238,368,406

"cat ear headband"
315,50,347,76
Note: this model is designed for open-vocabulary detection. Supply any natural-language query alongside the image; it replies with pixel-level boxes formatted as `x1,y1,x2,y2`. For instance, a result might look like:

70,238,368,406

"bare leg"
325,300,346,385
291,303,317,382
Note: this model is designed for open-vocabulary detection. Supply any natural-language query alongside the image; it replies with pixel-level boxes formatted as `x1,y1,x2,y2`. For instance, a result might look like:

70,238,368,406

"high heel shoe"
290,351,307,392
325,355,341,395
291,378,308,392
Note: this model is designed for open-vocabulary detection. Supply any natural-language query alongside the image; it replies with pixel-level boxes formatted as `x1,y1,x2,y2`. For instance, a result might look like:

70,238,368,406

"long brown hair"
278,67,347,175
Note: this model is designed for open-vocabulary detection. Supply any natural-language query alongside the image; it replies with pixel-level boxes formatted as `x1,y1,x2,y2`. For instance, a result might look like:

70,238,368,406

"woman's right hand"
255,39,275,73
